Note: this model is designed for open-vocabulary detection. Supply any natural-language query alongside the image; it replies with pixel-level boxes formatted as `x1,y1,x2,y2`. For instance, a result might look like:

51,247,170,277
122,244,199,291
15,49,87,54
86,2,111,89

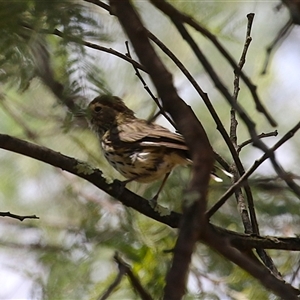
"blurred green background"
0,1,300,299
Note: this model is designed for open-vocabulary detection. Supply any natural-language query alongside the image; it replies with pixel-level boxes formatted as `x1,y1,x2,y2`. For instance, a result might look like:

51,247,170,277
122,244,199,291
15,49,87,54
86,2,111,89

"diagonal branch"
203,226,299,299
0,133,179,227
114,253,153,300
1,133,300,254
106,1,299,298
149,0,277,127
207,121,300,217
104,1,214,299
261,19,293,74
147,0,300,198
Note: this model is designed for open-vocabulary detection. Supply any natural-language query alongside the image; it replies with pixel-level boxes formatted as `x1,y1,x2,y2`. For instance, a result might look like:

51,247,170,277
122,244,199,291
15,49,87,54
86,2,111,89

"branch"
229,13,281,279
207,121,300,217
261,19,293,74
146,30,238,175
114,253,153,300
204,226,299,299
0,133,300,254
0,133,180,227
0,211,39,221
213,226,300,251
98,252,153,300
124,41,177,128
237,130,278,153
230,12,255,235
98,261,126,300
109,2,214,299
150,0,277,127
51,28,146,72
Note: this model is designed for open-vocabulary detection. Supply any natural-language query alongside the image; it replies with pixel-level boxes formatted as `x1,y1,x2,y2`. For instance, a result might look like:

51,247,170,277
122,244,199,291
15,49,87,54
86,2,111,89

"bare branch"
261,19,293,74
207,121,300,217
227,14,281,278
0,211,39,221
146,30,238,175
98,261,126,300
114,253,153,300
237,130,278,153
84,0,110,11
0,134,300,254
230,12,255,235
149,0,277,127
204,226,299,299
0,133,179,227
109,1,214,299
51,29,146,72
124,41,177,128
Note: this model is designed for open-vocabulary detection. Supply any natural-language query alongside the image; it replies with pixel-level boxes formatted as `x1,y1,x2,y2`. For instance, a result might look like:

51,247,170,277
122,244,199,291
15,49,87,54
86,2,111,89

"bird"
86,94,226,201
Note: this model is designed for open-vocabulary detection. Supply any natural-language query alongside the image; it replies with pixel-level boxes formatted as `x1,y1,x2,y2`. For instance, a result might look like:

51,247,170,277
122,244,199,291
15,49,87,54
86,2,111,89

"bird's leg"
151,172,171,205
115,172,171,205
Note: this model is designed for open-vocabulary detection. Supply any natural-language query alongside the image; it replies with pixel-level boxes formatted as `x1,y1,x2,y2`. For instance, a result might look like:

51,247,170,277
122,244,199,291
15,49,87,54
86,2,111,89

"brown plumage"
87,95,223,199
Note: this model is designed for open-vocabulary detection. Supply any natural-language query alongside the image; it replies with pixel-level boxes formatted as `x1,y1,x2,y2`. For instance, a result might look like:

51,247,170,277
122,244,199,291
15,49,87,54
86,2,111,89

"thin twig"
114,253,153,300
84,0,110,11
98,259,126,300
1,134,300,253
21,23,146,74
149,0,277,127
109,2,213,300
0,211,39,221
230,18,279,279
228,15,282,279
51,28,146,72
207,121,300,218
230,13,255,236
147,30,238,175
124,41,177,128
261,19,293,75
147,1,300,197
237,130,278,153
215,92,293,281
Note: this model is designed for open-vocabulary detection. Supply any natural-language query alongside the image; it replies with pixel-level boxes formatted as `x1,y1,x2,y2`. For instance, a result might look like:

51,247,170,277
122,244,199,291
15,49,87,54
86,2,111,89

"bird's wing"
112,121,188,151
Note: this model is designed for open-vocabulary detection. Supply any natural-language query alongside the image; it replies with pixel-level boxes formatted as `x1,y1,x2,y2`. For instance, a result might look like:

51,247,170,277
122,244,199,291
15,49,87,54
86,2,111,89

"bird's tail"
211,166,233,182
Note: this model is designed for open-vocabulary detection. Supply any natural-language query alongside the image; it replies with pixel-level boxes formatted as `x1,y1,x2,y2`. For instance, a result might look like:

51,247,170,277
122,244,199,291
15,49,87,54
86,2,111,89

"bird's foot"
149,197,158,210
149,198,171,216
113,179,128,198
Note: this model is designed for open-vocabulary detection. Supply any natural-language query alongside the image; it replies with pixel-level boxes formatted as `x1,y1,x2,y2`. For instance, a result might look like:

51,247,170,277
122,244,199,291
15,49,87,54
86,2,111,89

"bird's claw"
149,197,158,210
113,179,127,198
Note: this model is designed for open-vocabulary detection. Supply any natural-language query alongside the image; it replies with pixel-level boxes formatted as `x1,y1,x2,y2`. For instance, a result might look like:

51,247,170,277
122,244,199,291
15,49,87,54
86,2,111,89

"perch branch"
0,134,300,254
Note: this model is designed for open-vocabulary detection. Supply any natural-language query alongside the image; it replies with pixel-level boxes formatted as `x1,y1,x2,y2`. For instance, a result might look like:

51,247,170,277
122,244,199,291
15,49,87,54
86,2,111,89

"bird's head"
87,95,135,136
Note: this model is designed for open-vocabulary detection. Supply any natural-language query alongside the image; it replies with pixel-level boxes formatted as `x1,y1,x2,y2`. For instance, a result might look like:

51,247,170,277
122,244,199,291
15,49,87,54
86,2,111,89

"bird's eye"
94,106,102,113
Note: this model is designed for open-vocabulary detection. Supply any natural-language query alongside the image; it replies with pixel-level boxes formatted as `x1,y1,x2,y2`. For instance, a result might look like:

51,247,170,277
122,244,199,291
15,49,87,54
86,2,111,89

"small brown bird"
87,95,223,200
